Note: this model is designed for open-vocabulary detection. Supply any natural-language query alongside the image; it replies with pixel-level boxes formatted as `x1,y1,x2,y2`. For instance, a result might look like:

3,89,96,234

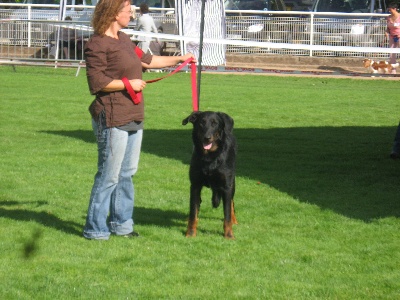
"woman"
386,2,400,74
83,0,195,240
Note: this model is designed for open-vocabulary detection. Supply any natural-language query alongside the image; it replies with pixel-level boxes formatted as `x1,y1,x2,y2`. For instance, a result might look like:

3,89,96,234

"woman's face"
116,1,133,28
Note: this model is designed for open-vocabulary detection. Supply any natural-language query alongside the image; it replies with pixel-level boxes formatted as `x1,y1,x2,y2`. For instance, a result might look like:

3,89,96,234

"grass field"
1,65,400,299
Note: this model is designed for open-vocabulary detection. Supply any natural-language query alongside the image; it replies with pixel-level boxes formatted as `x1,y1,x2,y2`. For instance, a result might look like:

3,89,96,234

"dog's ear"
218,112,234,134
182,111,202,125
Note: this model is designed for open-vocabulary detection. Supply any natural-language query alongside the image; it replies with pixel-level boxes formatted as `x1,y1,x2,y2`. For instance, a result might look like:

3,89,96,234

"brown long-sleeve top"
85,31,152,128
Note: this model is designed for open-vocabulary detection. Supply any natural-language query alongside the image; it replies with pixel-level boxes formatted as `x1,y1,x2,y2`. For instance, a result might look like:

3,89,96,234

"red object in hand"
122,77,142,105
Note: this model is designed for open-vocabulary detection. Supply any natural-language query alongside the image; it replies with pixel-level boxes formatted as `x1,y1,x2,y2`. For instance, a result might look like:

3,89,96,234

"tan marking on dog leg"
186,210,198,237
231,201,238,225
224,220,234,239
186,219,198,237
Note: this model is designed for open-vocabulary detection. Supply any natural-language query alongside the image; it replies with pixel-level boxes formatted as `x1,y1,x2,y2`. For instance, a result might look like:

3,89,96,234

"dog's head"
182,111,234,154
363,58,372,68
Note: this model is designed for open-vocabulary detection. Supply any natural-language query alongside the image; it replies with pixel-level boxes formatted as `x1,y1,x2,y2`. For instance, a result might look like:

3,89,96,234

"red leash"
122,58,198,112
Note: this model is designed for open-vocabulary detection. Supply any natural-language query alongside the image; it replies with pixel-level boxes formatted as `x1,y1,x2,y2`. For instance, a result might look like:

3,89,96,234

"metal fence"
225,12,389,57
0,19,92,61
0,3,395,65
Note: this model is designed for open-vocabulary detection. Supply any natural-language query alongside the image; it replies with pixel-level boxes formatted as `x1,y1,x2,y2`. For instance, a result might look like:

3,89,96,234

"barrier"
1,7,400,72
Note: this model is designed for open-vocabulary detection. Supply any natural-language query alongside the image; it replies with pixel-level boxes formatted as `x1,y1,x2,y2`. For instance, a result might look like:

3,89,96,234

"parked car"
309,0,388,47
225,0,313,46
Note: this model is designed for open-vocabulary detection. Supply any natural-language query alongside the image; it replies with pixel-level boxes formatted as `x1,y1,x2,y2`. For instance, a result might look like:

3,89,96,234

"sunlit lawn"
0,65,399,299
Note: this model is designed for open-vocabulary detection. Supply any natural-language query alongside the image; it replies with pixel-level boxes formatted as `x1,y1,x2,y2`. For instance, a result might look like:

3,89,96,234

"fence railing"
224,12,389,57
0,3,397,65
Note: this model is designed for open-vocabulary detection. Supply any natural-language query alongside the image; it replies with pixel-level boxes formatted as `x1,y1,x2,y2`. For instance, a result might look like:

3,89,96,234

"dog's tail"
212,192,221,208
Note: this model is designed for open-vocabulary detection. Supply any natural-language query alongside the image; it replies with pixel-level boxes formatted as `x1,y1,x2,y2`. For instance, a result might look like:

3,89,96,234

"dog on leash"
362,58,399,74
182,111,238,239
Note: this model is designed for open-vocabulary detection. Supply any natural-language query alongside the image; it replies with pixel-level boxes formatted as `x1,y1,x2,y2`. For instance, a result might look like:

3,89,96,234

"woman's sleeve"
132,42,153,65
85,40,113,95
142,52,153,65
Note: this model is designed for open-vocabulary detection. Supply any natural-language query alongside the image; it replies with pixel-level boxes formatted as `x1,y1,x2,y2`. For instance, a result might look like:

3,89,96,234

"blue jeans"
83,119,143,240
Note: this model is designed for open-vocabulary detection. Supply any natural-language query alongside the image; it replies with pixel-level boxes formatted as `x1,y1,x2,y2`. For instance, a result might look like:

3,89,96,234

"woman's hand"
129,79,146,92
144,52,197,69
180,53,197,63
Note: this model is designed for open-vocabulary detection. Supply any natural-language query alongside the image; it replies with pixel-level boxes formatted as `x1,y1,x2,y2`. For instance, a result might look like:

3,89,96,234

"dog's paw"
185,228,197,237
223,221,235,239
224,231,235,239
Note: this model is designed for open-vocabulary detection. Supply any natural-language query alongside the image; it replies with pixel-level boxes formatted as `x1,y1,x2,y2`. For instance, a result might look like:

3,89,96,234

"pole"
55,0,67,66
197,0,206,109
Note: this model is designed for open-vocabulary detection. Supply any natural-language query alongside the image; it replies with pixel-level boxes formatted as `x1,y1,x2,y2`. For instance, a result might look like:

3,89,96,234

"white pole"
175,0,185,55
55,0,66,66
27,4,31,47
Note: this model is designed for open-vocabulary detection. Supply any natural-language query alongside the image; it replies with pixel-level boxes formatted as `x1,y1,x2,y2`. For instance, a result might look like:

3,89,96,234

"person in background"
136,3,158,53
48,16,75,59
386,2,400,74
82,0,195,240
60,17,76,59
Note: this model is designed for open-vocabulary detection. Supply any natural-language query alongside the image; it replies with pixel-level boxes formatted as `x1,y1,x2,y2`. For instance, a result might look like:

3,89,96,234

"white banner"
176,0,226,66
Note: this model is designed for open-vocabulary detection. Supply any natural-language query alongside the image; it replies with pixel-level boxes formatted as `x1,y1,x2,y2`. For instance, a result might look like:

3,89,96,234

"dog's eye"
211,120,218,127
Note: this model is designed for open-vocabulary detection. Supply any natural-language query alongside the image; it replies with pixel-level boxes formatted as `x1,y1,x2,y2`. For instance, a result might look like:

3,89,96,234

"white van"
2,0,94,20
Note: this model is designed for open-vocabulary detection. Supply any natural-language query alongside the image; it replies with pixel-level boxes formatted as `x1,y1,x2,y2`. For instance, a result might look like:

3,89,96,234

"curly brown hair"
92,0,129,35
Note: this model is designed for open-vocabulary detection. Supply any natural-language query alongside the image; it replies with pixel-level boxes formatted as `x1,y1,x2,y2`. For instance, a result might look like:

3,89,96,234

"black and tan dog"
182,111,238,239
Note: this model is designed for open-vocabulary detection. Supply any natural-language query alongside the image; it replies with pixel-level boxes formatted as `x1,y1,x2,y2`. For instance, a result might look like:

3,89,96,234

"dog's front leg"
222,192,235,239
186,185,201,237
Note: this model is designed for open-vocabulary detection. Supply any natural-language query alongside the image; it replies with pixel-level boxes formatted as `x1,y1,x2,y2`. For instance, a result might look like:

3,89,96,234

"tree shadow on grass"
42,126,400,222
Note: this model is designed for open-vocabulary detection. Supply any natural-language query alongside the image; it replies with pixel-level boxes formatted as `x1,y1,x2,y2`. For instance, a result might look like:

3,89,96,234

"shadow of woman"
0,201,82,236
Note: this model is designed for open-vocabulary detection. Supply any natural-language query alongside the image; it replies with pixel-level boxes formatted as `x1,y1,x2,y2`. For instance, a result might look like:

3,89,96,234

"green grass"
1,65,400,299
